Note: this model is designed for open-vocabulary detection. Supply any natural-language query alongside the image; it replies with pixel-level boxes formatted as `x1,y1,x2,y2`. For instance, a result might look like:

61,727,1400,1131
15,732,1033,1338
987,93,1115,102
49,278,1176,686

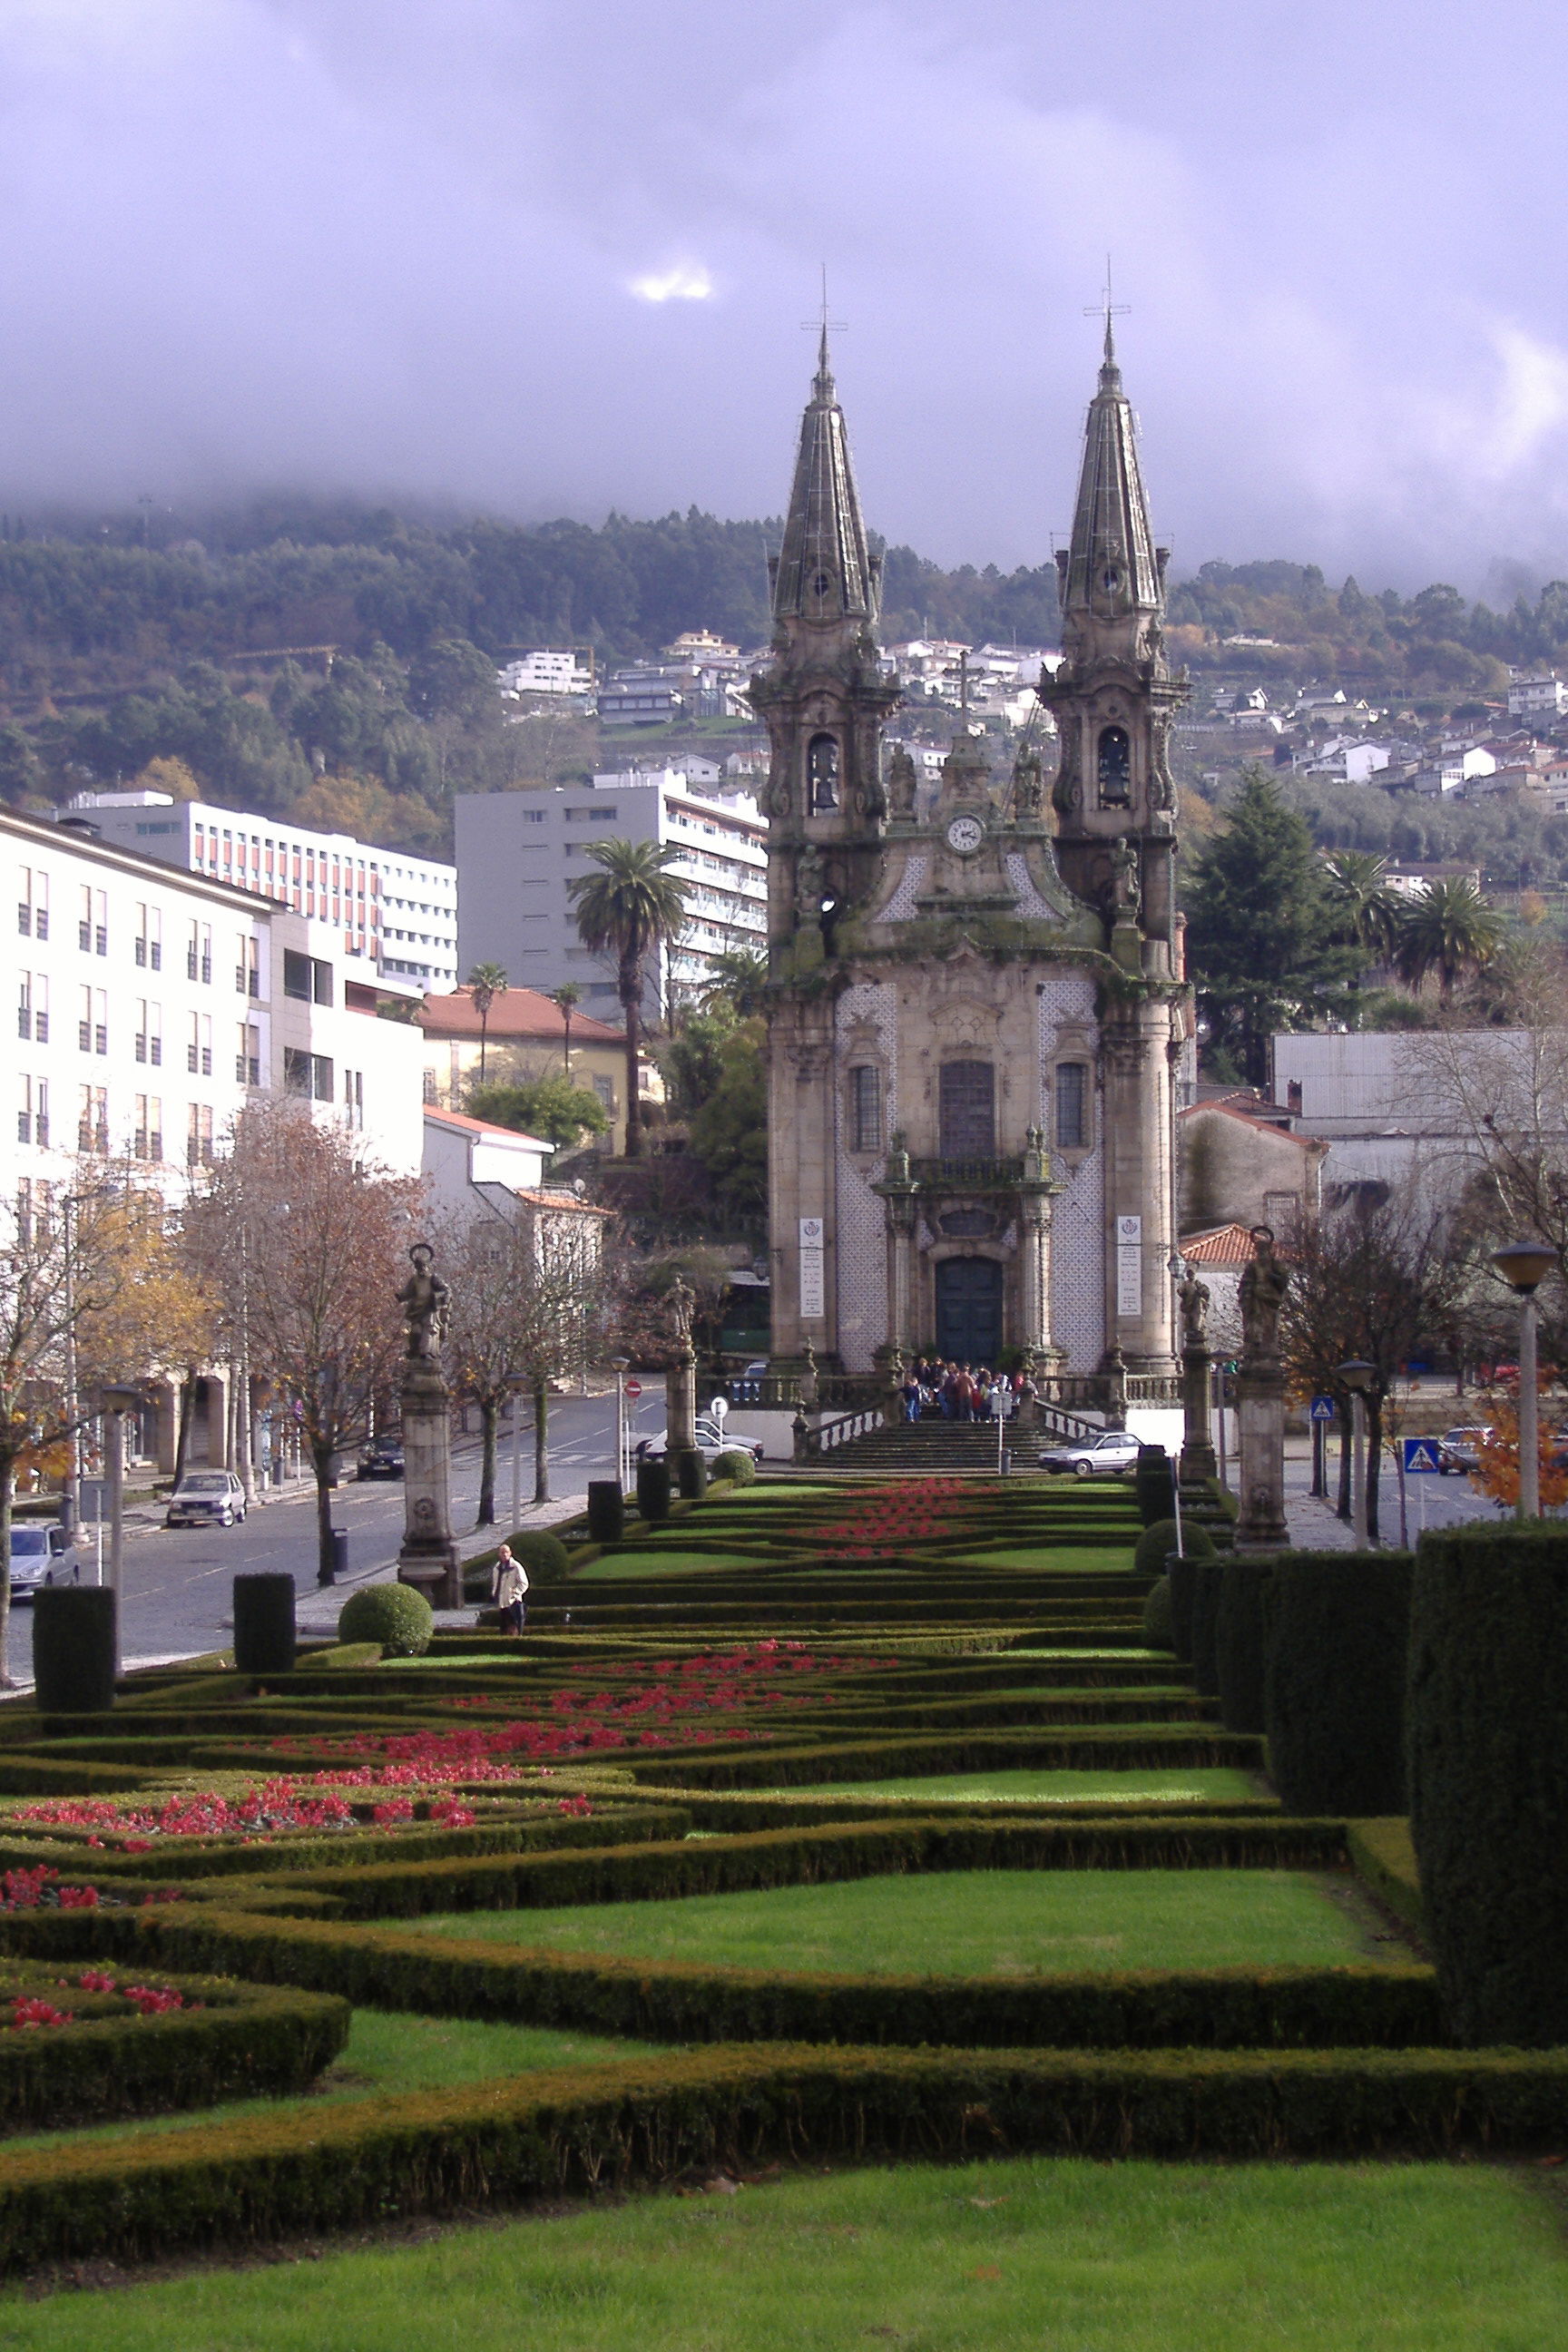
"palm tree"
1324,851,1401,963
466,962,509,1083
549,983,582,1079
1394,879,1507,1002
567,839,689,1160
701,946,769,1018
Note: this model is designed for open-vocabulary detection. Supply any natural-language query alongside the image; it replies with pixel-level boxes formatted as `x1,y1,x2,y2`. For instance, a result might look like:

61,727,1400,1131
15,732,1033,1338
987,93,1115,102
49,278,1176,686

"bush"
586,1482,625,1544
635,1458,672,1524
336,1583,434,1659
710,1450,757,1487
1133,1446,1176,1527
1262,1551,1413,1816
1190,1560,1225,1699
231,1575,296,1677
672,1447,707,1500
508,1531,571,1583
1407,1524,1568,2047
32,1588,116,1714
1216,1558,1269,1733
1133,1518,1214,1581
1141,1575,1173,1650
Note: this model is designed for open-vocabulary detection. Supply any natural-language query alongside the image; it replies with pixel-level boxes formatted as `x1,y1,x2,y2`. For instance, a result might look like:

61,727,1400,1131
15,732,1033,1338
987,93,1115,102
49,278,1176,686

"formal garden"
0,1460,1561,2346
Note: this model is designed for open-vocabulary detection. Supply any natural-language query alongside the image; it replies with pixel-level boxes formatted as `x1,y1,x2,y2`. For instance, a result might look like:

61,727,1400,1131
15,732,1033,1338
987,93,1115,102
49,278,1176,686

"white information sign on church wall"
1115,1213,1142,1318
799,1216,826,1319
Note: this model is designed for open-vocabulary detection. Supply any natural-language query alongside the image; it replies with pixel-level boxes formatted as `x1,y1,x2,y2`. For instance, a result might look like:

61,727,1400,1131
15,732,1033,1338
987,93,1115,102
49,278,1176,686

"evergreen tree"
1184,769,1354,1085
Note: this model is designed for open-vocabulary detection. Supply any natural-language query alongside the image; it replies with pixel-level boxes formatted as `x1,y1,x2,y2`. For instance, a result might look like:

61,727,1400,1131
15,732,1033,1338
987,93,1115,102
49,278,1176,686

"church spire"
771,329,877,627
1060,328,1161,631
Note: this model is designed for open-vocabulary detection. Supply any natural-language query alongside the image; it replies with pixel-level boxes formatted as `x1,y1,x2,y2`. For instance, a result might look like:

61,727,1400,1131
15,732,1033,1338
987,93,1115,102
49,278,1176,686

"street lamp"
611,1357,630,1491
1491,1241,1557,1521
95,1383,145,1675
1337,1359,1375,1547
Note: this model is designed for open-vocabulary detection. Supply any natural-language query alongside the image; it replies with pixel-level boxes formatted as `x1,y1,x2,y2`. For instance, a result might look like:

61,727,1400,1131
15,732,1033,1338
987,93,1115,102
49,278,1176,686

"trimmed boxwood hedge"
0,1969,348,2130
1133,1447,1176,1527
1262,1551,1414,1816
1189,1560,1225,1699
1216,1558,1269,1734
1407,1524,1568,2047
1,2037,1565,2275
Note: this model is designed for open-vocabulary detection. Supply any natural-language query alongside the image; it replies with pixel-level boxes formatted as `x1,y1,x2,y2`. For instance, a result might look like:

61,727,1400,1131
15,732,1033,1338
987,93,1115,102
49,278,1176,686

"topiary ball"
337,1581,434,1658
1133,1516,1216,1580
710,1450,757,1486
1142,1574,1174,1651
507,1530,570,1581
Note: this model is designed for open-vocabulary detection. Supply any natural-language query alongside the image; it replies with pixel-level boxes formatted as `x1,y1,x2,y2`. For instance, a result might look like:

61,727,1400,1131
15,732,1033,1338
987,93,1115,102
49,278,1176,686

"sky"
1,0,1566,593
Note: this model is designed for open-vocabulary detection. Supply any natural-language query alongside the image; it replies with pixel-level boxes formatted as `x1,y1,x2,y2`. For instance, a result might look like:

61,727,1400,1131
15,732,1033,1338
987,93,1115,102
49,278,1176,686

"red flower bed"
811,1479,991,1562
0,1867,100,1912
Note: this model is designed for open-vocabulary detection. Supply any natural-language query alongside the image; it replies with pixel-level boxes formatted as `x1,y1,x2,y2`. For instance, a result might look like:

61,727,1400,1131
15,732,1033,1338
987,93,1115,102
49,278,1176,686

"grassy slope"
5,2157,1564,2350
415,1868,1387,1975
788,1767,1261,1803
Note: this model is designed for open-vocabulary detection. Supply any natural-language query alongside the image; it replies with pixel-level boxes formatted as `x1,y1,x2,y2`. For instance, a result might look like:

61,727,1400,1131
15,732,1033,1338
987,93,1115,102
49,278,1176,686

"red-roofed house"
417,986,659,1155
1178,1097,1328,1242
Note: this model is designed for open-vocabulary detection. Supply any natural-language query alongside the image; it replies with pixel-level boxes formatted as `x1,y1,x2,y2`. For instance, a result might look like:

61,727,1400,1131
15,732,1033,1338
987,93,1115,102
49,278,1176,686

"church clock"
944,813,985,855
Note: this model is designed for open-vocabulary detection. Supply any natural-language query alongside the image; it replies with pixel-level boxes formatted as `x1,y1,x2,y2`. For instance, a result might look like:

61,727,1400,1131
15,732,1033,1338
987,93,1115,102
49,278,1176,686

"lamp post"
95,1384,144,1676
611,1357,630,1491
1337,1359,1375,1547
1491,1241,1557,1520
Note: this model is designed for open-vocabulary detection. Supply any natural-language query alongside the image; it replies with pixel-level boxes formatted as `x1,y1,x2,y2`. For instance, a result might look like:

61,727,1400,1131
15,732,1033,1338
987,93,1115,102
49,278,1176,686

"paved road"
5,1394,634,1681
1282,1436,1501,1549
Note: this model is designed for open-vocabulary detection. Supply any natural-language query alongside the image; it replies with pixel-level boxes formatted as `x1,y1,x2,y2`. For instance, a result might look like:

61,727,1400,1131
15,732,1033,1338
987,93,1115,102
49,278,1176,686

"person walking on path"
493,1542,529,1635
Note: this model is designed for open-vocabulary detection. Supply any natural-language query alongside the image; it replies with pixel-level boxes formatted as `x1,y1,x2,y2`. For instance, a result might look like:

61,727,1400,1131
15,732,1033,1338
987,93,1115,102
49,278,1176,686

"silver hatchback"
1037,1430,1143,1479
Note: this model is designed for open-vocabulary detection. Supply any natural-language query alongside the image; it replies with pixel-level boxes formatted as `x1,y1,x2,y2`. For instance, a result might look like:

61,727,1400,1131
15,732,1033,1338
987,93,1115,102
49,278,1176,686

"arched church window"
939,1060,995,1160
808,733,840,811
1097,725,1132,803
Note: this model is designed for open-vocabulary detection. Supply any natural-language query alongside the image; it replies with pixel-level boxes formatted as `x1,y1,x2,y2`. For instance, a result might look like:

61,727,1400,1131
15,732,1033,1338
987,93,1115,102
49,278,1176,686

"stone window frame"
845,1059,885,1158
1046,1035,1098,1167
807,730,841,813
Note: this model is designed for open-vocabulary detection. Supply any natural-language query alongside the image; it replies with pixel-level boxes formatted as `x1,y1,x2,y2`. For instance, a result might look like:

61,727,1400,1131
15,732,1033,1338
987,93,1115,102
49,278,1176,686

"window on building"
237,1024,260,1087
187,922,211,983
18,1075,46,1147
282,949,333,1004
808,732,839,811
188,1013,211,1076
77,985,92,1054
236,937,260,996
18,867,46,939
1097,725,1132,803
132,1095,163,1163
284,1048,334,1102
1055,1062,1088,1151
848,1064,883,1153
592,1073,615,1112
186,1103,213,1168
79,1085,107,1155
938,1060,995,1159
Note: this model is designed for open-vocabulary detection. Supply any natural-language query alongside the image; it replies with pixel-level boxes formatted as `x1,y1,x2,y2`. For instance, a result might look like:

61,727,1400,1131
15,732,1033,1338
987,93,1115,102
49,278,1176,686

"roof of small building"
1181,1094,1325,1152
418,986,625,1045
422,1106,554,1150
1180,1221,1261,1267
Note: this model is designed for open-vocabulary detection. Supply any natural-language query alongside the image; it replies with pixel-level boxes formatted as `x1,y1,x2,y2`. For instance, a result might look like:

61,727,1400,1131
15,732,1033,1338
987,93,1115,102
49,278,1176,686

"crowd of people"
898,1360,1036,1424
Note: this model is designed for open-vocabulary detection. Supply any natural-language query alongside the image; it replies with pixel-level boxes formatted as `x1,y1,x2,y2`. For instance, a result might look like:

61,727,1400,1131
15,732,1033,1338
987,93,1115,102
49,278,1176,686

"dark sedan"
357,1442,406,1481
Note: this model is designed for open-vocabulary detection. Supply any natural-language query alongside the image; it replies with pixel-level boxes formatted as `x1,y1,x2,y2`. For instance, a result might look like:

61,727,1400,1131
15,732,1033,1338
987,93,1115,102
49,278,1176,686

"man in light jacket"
493,1543,528,1635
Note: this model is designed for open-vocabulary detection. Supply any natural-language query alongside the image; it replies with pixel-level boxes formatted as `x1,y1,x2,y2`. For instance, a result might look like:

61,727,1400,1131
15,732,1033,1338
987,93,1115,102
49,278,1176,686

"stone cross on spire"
1083,256,1132,388
771,279,875,627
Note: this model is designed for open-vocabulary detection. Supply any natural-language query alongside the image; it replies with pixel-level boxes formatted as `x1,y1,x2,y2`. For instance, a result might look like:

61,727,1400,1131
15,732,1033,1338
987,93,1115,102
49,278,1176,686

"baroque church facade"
753,325,1189,1392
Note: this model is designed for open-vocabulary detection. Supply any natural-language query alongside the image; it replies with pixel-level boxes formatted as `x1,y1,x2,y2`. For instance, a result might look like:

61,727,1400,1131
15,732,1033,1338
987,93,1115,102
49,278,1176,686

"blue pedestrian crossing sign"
1308,1395,1337,1422
1403,1437,1443,1475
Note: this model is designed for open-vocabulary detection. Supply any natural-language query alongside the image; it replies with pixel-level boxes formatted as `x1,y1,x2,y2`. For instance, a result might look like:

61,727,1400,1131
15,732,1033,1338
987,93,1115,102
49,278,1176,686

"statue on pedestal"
398,1244,449,1360
1239,1227,1289,1364
397,1241,461,1608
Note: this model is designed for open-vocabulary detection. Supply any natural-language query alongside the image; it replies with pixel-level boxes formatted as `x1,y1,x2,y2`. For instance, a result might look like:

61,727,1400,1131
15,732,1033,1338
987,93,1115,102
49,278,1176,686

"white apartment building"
455,771,768,1021
66,792,458,990
497,650,593,699
4,807,425,1205
1507,672,1568,720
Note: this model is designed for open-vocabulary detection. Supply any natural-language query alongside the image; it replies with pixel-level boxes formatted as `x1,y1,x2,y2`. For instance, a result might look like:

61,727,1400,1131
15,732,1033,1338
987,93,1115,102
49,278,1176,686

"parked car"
357,1442,406,1481
164,1471,247,1528
634,1413,765,1466
1436,1427,1491,1475
1037,1429,1142,1479
5,1524,74,1599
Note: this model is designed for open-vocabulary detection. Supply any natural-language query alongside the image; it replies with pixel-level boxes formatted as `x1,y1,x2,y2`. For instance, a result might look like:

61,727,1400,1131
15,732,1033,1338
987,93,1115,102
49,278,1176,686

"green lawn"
5,2156,1563,2349
947,1545,1139,1571
416,1868,1387,1975
572,1549,768,1578
0,2013,668,2157
780,1767,1262,1804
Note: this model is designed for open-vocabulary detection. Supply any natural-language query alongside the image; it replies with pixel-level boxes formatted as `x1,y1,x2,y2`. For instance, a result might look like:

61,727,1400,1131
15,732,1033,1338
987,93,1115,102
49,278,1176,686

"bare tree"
0,1168,209,1684
186,1103,418,1583
1281,1187,1471,1543
442,1202,609,1523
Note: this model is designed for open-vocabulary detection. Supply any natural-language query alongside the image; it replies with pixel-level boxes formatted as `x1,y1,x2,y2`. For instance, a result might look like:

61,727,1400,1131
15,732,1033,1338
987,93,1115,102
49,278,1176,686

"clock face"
946,814,985,855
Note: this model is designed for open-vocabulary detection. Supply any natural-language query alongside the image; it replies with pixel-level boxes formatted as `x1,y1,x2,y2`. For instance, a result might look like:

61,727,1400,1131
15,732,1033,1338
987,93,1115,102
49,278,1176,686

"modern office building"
454,772,767,1021
66,791,459,989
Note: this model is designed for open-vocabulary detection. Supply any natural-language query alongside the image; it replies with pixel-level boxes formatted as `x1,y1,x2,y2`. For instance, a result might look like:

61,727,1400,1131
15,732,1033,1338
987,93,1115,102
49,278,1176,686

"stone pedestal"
1234,1358,1289,1551
1180,1341,1217,1484
666,1357,696,1454
397,1357,461,1609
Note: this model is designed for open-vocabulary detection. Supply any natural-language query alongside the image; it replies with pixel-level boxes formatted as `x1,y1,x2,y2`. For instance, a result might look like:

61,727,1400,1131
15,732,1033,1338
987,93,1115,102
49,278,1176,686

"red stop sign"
623,1378,642,1398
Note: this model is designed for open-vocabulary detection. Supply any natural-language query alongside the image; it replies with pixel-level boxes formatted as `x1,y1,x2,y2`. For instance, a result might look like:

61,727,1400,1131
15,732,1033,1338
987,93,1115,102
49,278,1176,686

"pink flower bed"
2,1973,200,2032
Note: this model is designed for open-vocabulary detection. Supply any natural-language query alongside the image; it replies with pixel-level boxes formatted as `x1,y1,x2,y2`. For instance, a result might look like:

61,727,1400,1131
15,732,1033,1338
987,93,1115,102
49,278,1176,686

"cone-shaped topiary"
1142,1574,1174,1651
1133,1446,1177,1527
337,1581,434,1659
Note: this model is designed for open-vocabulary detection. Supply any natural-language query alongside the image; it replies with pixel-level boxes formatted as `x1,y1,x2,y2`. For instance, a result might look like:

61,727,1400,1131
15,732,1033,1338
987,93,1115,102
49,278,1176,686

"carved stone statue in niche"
795,843,826,924
887,745,917,819
1109,835,1142,920
1012,742,1044,818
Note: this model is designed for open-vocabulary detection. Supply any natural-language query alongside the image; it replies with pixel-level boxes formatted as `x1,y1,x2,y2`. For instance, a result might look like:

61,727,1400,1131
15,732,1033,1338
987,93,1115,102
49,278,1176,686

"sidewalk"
294,1488,593,1635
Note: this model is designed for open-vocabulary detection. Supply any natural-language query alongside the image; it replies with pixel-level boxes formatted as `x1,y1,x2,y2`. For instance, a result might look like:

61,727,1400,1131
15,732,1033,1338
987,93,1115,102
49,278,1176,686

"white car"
634,1414,765,1466
5,1524,75,1599
1038,1430,1142,1479
165,1471,248,1528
